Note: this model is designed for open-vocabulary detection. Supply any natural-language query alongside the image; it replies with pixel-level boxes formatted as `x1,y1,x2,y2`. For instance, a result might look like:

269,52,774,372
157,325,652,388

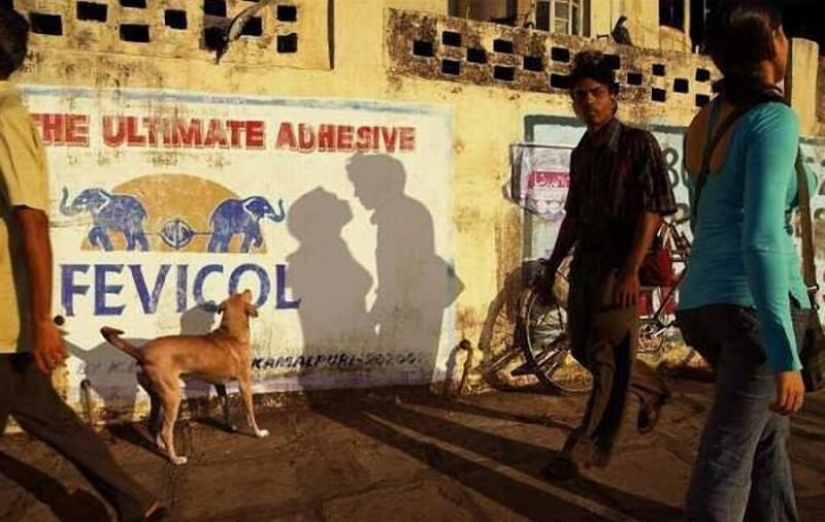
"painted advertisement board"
22,86,458,418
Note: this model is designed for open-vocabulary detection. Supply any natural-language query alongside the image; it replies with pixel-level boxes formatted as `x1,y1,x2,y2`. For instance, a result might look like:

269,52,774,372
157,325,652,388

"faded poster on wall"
23,86,458,418
510,144,571,222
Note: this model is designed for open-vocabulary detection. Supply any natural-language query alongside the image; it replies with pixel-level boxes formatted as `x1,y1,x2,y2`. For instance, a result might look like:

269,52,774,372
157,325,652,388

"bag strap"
795,150,820,308
692,101,760,216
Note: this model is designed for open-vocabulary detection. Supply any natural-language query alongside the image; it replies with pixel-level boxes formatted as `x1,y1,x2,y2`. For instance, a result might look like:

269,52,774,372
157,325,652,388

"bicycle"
511,217,693,395
637,217,692,355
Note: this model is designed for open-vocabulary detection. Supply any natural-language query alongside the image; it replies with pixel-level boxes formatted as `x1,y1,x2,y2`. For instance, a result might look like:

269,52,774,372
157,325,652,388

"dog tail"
100,327,144,362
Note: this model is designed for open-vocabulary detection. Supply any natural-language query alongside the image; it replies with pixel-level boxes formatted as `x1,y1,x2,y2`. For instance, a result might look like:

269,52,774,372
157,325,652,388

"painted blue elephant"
207,196,286,253
60,187,150,251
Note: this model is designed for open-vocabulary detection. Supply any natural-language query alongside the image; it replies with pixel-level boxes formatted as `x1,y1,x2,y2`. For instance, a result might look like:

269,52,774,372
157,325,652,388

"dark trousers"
564,269,670,464
0,353,153,522
677,304,807,522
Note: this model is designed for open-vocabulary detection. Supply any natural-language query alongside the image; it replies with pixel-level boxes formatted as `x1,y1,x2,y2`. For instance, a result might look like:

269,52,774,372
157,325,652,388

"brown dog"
101,289,268,465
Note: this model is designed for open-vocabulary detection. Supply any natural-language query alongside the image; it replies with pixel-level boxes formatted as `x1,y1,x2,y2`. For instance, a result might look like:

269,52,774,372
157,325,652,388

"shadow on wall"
477,261,542,391
285,154,464,388
286,186,376,363
66,306,217,424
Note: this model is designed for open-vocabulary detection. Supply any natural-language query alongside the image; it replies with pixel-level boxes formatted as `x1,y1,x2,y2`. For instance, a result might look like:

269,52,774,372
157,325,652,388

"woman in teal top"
676,2,813,521
679,99,813,373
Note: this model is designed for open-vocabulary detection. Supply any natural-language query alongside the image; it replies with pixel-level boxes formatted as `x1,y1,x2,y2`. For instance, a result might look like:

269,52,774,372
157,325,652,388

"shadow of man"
285,187,376,389
346,154,464,383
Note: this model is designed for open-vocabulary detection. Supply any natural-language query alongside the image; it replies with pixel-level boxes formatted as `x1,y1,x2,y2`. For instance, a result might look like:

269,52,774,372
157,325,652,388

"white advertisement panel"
22,86,459,418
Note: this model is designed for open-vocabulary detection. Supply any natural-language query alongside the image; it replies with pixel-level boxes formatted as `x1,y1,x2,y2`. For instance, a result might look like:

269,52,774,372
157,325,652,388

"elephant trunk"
268,199,286,223
60,187,81,216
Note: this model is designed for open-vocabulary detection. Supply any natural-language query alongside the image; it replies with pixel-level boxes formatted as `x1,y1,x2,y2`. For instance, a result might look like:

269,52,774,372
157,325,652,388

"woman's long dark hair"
706,1,786,105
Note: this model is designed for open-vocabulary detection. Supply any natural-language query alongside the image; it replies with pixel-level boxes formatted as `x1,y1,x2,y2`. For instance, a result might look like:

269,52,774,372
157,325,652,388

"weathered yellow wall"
8,1,825,411
590,0,615,40
788,38,821,136
659,26,689,52
10,0,575,411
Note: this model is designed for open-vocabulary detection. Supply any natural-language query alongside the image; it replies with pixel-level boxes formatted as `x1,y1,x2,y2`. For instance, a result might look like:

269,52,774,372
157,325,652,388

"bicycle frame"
638,220,692,353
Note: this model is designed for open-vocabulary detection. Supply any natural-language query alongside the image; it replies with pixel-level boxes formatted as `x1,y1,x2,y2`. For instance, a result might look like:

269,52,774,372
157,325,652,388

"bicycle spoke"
532,338,567,368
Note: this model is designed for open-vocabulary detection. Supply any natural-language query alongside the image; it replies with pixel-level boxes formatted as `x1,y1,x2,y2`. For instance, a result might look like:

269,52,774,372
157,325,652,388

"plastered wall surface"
6,1,824,423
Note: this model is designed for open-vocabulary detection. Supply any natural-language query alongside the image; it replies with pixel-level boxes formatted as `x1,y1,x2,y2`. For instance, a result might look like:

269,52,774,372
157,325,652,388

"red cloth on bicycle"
639,232,675,287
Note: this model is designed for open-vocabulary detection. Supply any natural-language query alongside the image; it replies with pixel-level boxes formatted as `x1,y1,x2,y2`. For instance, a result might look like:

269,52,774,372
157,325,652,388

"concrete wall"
788,38,821,136
6,0,825,422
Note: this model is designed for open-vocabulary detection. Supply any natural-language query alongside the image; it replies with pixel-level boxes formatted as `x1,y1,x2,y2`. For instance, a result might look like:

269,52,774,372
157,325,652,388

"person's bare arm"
614,211,662,308
545,215,577,275
15,206,66,373
539,215,577,296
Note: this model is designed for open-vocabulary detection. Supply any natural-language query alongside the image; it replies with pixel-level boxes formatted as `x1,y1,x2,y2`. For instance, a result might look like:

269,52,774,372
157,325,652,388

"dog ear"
217,302,226,314
246,304,259,318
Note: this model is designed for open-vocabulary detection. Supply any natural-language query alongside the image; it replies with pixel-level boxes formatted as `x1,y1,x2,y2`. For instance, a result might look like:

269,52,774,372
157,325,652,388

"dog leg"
215,383,238,433
238,377,269,438
137,372,162,438
159,385,187,465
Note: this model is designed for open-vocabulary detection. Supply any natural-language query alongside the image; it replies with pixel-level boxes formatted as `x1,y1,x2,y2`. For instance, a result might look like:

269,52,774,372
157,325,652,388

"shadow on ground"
307,390,684,521
0,451,109,522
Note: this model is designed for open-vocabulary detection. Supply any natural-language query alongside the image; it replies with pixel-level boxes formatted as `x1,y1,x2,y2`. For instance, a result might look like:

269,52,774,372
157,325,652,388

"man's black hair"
0,8,29,79
568,51,619,95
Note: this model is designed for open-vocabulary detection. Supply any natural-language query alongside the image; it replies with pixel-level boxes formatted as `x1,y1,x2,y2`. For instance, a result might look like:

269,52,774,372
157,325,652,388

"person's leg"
743,412,797,522
631,361,670,404
742,306,809,522
0,355,13,436
633,360,671,434
9,354,156,521
542,273,597,478
630,312,671,434
555,271,636,469
683,307,787,522
581,304,637,462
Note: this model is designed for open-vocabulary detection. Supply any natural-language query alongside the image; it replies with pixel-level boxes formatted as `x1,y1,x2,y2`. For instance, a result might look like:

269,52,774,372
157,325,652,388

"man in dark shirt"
540,51,677,479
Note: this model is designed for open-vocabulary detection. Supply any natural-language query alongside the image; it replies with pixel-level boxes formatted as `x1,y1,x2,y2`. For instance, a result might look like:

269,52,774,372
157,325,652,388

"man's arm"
614,212,661,308
15,206,66,373
614,130,677,308
539,214,577,296
544,214,577,275
542,151,581,289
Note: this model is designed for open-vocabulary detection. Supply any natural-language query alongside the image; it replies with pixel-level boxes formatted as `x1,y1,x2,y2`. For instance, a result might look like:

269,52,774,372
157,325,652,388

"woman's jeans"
676,304,809,522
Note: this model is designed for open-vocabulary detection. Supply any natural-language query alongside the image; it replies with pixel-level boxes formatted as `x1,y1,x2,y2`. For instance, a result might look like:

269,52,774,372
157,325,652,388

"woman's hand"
770,371,805,415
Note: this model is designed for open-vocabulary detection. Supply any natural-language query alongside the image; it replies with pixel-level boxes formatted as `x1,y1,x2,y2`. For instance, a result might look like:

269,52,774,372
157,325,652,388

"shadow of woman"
285,187,376,390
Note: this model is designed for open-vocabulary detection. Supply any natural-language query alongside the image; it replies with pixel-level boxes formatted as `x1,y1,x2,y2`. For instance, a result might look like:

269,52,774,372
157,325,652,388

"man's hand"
31,319,67,374
613,268,640,309
770,371,805,415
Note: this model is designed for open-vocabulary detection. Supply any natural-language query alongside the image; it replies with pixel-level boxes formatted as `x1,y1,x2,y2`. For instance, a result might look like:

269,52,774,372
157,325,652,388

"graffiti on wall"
23,86,459,418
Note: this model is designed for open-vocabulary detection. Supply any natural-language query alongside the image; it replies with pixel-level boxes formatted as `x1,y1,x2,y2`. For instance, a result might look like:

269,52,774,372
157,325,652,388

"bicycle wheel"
520,288,593,394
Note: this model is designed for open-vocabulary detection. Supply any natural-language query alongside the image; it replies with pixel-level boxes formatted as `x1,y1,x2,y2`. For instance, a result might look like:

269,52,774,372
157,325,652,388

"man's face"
571,78,617,128
348,171,379,210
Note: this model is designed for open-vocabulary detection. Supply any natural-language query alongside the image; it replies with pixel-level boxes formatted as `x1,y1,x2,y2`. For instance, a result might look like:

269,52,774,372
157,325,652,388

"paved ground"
2,378,825,522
